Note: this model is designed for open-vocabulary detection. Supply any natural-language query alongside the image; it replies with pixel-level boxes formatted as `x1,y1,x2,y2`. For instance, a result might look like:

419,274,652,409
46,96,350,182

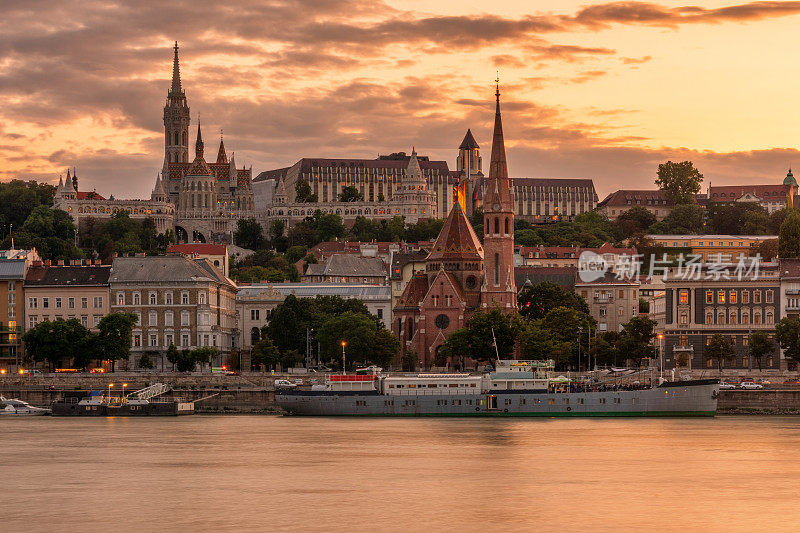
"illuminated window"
729,291,737,304
706,291,713,304
679,290,688,304
717,290,725,303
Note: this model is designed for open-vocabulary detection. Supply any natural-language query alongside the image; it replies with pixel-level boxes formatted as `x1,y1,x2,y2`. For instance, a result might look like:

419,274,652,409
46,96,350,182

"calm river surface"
3,416,800,532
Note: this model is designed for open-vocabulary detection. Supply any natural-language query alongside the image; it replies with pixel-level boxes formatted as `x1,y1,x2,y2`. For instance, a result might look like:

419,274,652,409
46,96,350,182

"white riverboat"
0,396,51,416
277,360,719,417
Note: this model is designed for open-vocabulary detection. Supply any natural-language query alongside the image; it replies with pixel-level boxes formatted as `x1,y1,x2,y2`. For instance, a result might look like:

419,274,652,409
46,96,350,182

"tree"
401,350,419,371
295,179,317,202
97,312,139,372
776,316,800,365
175,349,195,372
741,210,770,235
707,203,768,235
616,206,657,238
317,311,378,368
747,331,775,372
518,281,589,320
590,331,622,367
285,245,308,264
338,185,363,202
649,204,705,235
756,239,779,261
138,351,156,370
655,161,703,205
439,309,525,367
234,218,264,250
705,333,735,373
638,298,650,314
190,346,218,371
23,318,88,371
540,307,595,369
251,337,280,371
166,344,180,371
372,328,401,369
618,316,657,369
778,209,800,258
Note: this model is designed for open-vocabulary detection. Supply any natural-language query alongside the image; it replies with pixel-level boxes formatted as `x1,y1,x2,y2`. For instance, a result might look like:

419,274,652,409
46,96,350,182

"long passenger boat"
276,360,719,417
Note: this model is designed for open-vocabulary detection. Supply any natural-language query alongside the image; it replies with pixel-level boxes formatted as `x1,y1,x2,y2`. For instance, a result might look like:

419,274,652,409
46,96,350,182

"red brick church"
393,84,517,368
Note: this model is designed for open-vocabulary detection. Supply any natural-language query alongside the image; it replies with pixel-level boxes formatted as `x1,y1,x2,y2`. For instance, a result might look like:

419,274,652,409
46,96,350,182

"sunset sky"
3,0,800,200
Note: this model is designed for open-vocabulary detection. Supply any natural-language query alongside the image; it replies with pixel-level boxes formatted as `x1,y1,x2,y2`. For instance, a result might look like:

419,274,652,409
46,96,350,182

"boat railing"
387,388,476,396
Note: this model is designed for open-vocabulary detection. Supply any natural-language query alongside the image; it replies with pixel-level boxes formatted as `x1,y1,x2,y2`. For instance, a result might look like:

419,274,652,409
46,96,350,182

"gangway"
129,383,170,401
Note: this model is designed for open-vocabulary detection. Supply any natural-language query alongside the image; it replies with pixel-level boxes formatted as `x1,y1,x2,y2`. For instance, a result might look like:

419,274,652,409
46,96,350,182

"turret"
163,41,190,172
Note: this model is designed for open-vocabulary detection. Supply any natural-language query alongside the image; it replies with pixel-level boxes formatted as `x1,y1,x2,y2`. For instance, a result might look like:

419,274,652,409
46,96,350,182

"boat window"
428,384,437,388
563,398,569,405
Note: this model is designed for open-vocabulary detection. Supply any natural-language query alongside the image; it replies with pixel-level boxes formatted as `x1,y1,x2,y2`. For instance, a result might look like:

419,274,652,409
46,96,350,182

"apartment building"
575,274,640,333
0,260,25,369
646,235,775,262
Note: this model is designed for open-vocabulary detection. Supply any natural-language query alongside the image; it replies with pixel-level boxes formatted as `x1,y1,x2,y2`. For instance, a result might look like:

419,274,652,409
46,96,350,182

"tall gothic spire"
171,41,182,95
217,131,228,164
489,76,508,182
195,121,204,159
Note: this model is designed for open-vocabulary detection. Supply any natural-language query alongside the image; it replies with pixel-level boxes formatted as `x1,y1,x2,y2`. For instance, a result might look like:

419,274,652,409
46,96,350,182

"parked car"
293,378,304,385
719,382,737,390
740,382,764,390
274,379,297,389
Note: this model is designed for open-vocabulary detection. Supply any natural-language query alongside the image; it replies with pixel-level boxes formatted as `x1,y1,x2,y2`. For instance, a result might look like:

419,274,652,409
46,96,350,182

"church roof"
459,129,479,150
427,201,483,262
395,271,429,309
186,155,213,176
784,169,797,187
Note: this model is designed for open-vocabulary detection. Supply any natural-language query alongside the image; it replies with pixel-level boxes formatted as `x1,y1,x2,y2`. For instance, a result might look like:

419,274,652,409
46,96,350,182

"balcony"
593,296,614,302
786,289,800,296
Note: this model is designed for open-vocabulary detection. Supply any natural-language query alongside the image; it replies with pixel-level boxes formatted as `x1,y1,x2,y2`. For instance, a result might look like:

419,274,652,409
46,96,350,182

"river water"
3,416,800,532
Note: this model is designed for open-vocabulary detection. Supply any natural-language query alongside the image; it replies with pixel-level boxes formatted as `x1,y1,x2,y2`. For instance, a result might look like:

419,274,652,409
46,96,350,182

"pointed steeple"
58,175,64,191
489,78,508,182
216,131,227,164
170,41,182,95
195,120,204,159
459,129,479,150
72,167,78,192
406,146,422,182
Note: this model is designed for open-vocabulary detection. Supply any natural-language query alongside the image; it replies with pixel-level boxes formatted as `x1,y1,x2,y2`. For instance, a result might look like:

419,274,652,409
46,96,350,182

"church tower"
480,81,517,310
163,42,190,175
457,129,482,216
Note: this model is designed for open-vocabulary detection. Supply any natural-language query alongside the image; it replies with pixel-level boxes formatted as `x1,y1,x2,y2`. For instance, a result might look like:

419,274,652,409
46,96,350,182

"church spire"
195,120,204,159
489,75,508,182
216,130,228,164
171,41,182,95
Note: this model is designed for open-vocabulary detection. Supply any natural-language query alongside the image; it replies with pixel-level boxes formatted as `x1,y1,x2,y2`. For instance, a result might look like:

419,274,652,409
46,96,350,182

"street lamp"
108,383,114,402
657,334,664,381
341,341,347,375
122,383,128,403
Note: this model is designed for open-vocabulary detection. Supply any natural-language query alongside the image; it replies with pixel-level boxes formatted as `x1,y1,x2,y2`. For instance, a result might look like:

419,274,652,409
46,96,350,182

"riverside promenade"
4,371,800,414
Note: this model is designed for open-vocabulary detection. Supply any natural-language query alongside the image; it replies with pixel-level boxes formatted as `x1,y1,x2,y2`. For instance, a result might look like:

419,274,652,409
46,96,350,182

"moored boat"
276,360,719,417
0,396,51,416
51,383,195,416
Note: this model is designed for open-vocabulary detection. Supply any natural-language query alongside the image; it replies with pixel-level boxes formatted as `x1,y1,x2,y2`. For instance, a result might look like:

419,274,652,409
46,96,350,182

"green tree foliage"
98,312,139,372
618,316,657,368
269,219,288,252
706,202,769,235
778,209,800,258
705,333,735,372
616,206,657,239
317,311,378,368
287,210,347,247
3,205,84,261
166,344,180,371
230,249,300,283
338,185,363,202
590,331,622,367
373,328,402,369
511,211,620,248
439,309,525,366
518,281,590,320
78,211,172,262
175,350,196,372
251,337,280,371
401,350,419,371
0,179,56,234
776,316,800,364
655,160,703,205
405,218,444,243
769,208,790,234
638,298,650,314
648,204,705,235
138,351,156,370
234,217,265,250
295,179,318,203
190,346,218,371
755,239,779,261
747,331,775,372
285,245,308,264
23,318,89,371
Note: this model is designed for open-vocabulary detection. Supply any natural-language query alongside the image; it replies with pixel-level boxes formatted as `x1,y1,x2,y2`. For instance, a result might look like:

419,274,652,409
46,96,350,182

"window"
117,293,124,306
706,291,713,304
149,334,158,347
8,281,15,291
199,292,206,305
717,311,726,325
42,297,49,309
93,316,100,327
679,310,688,325
94,297,103,308
743,336,748,346
742,354,749,367
599,307,607,317
766,311,774,324
741,311,750,324
181,292,189,305
705,311,713,325
81,316,88,327
55,297,62,308
133,293,141,305
742,291,750,304
149,311,158,327
766,290,774,304
165,334,174,347
754,291,761,304
729,291,737,304
165,311,174,326
133,334,141,347
165,292,173,305
29,315,38,328
29,297,38,309
181,334,189,347
679,290,688,304
181,311,190,326
251,309,260,321
377,308,383,319
618,290,624,299
679,335,688,346
753,311,762,325
618,306,624,316
729,309,738,325
149,292,157,305
81,297,88,309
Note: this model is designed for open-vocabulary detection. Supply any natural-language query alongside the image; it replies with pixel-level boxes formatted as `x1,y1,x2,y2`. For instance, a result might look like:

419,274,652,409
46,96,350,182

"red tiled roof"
597,189,672,208
427,203,483,262
76,191,106,200
708,185,790,201
396,272,429,309
167,244,227,255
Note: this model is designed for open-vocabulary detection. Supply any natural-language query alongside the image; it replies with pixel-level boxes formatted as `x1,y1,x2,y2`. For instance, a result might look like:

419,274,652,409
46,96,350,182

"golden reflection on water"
3,416,800,532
